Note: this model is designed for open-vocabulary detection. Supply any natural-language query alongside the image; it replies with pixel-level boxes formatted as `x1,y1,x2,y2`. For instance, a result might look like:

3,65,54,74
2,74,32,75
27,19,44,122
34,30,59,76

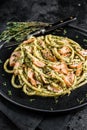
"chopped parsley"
83,39,87,43
63,29,67,35
85,93,87,97
75,35,79,39
0,59,2,64
2,82,7,86
2,73,5,76
8,90,12,96
77,98,84,104
29,99,35,102
50,107,53,111
8,47,12,50
55,99,58,104
54,97,58,104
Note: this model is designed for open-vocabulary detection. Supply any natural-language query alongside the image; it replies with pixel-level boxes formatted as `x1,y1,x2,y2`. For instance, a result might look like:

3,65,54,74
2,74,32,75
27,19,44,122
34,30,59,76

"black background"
0,0,87,130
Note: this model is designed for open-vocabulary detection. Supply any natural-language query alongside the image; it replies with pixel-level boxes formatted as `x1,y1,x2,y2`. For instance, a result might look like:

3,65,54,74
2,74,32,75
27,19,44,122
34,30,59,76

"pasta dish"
4,34,87,97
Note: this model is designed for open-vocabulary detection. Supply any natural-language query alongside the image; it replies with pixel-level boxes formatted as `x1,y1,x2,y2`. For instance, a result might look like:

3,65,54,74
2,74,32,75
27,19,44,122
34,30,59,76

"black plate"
0,26,87,113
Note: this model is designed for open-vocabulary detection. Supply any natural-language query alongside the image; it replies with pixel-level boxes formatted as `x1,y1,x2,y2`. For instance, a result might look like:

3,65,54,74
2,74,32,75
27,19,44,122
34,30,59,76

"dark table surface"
0,0,87,130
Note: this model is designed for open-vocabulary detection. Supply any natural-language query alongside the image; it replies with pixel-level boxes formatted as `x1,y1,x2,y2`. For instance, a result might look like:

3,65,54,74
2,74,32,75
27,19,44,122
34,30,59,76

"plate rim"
0,90,87,113
0,25,87,113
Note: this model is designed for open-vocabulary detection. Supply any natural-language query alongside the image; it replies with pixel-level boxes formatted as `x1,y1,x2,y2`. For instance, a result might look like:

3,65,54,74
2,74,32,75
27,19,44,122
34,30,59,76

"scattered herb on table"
0,22,49,43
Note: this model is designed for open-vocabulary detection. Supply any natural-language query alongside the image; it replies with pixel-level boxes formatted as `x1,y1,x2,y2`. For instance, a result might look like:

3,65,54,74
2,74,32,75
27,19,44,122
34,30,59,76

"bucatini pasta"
4,34,87,97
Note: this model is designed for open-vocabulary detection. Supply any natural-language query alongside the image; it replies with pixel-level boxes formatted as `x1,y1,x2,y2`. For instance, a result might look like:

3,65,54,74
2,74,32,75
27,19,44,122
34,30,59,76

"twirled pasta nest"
4,34,87,97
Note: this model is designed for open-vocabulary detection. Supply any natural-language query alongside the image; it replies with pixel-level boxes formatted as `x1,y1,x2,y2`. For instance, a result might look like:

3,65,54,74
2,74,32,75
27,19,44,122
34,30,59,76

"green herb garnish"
54,97,58,104
8,90,12,96
29,99,35,102
83,39,87,42
0,59,2,64
63,29,67,35
77,98,84,104
0,22,49,43
55,99,58,104
2,74,5,76
2,82,7,86
76,35,79,38
7,47,12,50
50,107,53,111
85,93,87,97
